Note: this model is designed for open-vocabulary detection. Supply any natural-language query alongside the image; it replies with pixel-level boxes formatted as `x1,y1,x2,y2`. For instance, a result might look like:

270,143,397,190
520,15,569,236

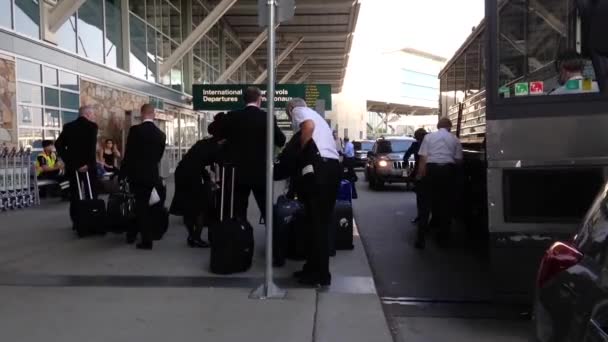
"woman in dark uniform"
170,113,226,248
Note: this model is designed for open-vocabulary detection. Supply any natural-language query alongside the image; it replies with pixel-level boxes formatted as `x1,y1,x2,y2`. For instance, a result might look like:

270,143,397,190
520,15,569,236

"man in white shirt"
415,117,463,249
286,98,340,287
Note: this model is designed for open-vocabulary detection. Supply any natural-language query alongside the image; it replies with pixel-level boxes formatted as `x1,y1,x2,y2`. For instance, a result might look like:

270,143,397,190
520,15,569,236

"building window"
77,0,105,63
14,0,40,39
15,59,80,150
105,0,123,68
192,0,221,85
1,0,13,29
129,0,182,89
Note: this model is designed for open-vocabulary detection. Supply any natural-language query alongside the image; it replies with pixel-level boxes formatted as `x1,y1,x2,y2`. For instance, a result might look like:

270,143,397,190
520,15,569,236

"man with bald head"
56,105,99,230
122,104,167,250
415,117,463,249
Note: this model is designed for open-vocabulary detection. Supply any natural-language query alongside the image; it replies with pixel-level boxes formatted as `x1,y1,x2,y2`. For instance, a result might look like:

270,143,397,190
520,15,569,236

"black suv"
365,137,415,189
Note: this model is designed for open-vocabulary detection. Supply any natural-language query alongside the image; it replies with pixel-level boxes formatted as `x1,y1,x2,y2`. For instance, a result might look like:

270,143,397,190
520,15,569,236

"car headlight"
378,160,388,167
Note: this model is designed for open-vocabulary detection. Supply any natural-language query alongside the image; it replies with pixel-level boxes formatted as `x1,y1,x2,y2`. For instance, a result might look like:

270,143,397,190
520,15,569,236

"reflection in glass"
44,87,60,107
59,71,79,91
160,0,170,37
44,109,61,128
1,0,12,28
105,0,124,69
60,91,80,110
18,128,43,150
43,66,58,86
147,26,157,81
61,111,79,124
57,15,77,53
18,106,43,126
17,83,42,105
129,14,148,80
77,0,105,63
17,59,41,83
170,4,181,43
14,0,40,39
146,0,156,27
171,60,182,91
44,130,61,141
129,0,145,19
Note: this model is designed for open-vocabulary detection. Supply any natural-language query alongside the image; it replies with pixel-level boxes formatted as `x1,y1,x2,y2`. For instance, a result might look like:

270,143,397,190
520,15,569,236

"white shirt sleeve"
292,107,313,128
454,137,463,160
418,135,429,157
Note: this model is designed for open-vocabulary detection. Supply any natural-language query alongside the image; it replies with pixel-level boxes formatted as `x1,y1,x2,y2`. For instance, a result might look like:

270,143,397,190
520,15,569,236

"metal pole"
251,0,285,300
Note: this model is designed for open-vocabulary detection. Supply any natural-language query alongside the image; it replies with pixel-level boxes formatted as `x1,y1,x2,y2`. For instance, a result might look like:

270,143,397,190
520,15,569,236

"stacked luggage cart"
0,147,37,211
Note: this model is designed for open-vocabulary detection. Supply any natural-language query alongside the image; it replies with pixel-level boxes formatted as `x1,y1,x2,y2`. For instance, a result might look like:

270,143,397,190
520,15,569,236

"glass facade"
15,59,80,150
129,0,183,90
401,69,440,106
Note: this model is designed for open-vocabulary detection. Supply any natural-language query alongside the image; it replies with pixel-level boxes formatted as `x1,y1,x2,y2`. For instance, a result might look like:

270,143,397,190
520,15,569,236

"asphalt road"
352,175,535,341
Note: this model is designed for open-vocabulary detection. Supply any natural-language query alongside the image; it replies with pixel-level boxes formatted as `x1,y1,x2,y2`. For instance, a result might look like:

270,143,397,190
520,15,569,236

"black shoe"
414,238,425,249
298,275,331,287
136,242,153,250
187,238,209,248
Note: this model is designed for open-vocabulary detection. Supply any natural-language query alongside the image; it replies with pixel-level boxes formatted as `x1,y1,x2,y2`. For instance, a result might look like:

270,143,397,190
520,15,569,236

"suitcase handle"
75,171,94,200
219,165,236,222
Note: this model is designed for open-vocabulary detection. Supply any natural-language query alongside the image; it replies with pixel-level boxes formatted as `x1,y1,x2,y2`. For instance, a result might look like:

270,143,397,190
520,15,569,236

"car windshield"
354,141,373,151
376,140,413,153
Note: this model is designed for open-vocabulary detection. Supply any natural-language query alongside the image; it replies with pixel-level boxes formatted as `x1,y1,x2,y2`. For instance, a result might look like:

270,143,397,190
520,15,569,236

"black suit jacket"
55,117,98,172
224,105,286,184
122,121,166,185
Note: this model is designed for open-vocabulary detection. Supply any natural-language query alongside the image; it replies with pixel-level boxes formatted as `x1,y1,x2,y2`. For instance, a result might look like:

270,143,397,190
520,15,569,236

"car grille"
392,161,416,169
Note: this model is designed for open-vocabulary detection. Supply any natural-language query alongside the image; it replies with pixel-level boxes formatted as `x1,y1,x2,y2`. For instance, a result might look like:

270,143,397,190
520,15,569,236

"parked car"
352,140,374,168
365,137,415,189
535,181,608,342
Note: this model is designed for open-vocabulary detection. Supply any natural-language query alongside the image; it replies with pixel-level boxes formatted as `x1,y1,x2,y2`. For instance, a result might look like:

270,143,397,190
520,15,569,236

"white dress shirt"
292,106,340,160
418,128,463,164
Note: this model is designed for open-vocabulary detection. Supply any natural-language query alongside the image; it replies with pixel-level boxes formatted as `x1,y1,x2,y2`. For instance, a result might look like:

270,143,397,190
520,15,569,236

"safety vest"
35,152,57,176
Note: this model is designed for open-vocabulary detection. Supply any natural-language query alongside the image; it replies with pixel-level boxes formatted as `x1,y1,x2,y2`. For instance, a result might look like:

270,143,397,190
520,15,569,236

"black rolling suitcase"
74,171,107,237
106,180,135,234
273,195,304,267
333,200,354,250
210,166,254,274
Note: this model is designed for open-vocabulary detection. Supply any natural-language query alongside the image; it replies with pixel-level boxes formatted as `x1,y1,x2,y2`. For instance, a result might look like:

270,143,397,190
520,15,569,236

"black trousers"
300,158,341,280
233,181,266,222
418,164,456,241
128,180,163,244
68,169,97,223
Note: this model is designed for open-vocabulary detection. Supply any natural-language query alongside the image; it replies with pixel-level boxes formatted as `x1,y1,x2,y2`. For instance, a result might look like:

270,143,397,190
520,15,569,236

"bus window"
497,0,606,98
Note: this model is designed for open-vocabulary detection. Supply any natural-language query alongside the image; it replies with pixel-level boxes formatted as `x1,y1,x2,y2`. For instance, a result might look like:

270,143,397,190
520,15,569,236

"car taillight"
537,241,583,288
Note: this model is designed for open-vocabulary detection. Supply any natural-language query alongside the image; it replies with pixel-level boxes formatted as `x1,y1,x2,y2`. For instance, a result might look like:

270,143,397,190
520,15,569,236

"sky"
343,0,485,92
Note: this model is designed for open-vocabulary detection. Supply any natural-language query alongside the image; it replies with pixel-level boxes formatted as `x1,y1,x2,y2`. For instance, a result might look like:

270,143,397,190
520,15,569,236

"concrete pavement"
0,181,392,342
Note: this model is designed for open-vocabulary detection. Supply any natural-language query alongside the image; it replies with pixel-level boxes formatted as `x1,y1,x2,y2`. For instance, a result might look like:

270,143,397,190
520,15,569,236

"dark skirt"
169,175,213,218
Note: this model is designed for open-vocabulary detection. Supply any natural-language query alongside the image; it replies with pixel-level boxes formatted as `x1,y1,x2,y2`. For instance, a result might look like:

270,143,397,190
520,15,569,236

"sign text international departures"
192,84,332,111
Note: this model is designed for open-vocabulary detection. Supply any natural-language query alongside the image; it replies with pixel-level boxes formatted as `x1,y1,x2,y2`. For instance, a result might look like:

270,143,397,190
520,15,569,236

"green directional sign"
192,84,332,111
514,82,529,96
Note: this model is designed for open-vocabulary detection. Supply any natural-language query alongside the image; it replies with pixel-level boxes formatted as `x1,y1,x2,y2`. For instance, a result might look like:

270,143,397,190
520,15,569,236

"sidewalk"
0,183,393,342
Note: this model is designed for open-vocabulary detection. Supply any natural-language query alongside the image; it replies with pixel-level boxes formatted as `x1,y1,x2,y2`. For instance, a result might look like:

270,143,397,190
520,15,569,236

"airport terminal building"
0,0,359,160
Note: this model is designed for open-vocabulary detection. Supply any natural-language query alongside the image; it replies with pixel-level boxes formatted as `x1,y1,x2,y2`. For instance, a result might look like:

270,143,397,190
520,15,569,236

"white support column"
279,57,308,84
47,0,87,33
254,37,304,84
159,0,237,76
295,72,311,84
216,30,269,84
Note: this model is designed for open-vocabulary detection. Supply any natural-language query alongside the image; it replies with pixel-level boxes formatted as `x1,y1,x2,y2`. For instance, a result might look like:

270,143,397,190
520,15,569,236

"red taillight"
537,242,583,288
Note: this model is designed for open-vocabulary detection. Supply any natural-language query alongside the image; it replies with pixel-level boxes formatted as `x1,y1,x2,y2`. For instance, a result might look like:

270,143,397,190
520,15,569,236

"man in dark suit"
55,105,99,228
122,104,166,250
223,87,286,220
403,128,428,224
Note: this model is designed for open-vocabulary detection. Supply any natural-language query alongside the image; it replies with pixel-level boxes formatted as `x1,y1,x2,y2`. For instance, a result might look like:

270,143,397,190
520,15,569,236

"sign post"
250,0,286,300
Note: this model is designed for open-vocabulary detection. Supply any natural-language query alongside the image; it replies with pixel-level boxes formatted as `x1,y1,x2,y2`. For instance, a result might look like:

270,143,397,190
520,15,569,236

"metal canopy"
366,100,438,116
220,0,360,93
